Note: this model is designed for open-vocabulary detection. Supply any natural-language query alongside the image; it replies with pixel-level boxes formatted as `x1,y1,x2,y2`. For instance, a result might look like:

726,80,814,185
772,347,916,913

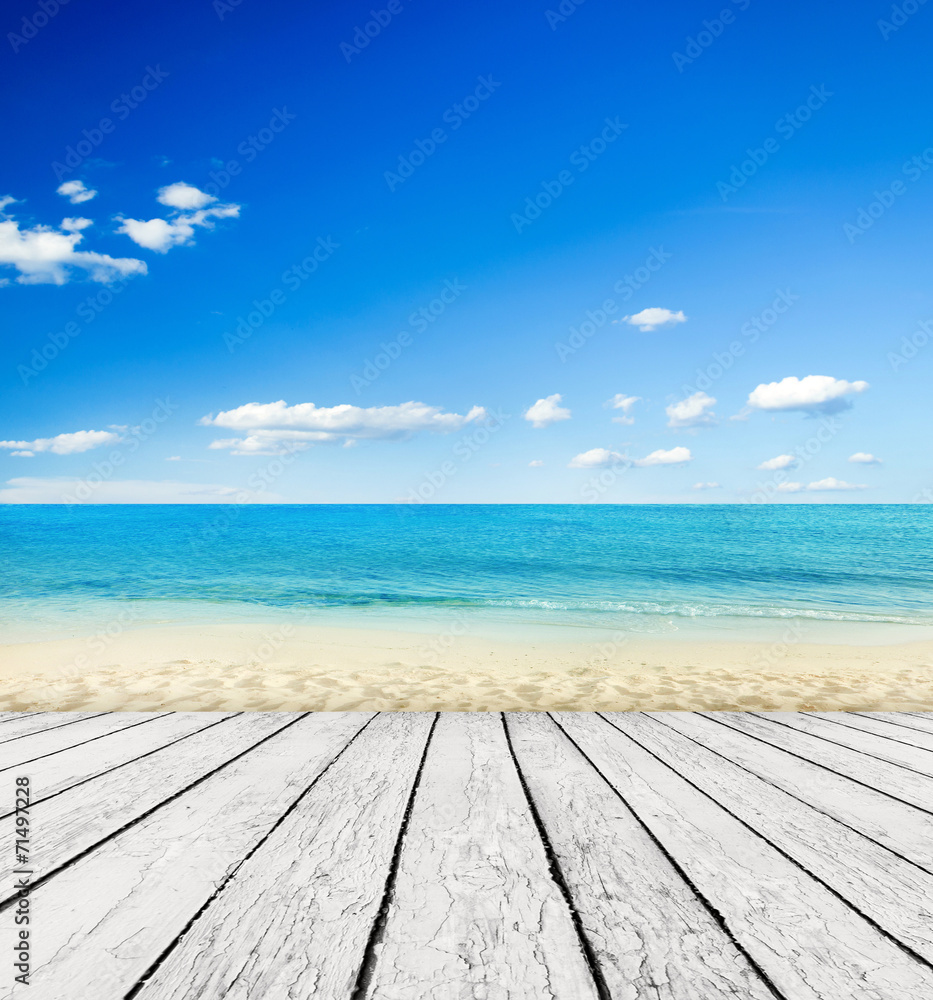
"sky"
1,0,931,503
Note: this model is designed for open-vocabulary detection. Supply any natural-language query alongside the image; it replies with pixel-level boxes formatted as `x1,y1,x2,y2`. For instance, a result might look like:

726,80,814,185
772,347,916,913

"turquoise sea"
1,505,932,645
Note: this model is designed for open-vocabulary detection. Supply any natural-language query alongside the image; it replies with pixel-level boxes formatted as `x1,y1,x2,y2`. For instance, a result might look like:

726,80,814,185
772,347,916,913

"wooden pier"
1,710,932,999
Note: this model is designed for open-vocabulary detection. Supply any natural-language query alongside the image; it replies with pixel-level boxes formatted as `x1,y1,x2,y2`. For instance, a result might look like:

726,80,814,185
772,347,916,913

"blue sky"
1,0,931,503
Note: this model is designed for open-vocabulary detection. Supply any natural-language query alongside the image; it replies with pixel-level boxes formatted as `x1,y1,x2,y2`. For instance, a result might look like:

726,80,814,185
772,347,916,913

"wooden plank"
847,712,933,750
709,712,933,814
761,713,933,776
555,712,933,999
506,713,776,999
0,712,238,814
11,712,374,1000
360,713,601,999
0,712,303,890
0,712,104,745
124,713,431,1000
0,711,168,771
654,712,933,872
603,712,933,962
810,712,933,753
0,712,42,727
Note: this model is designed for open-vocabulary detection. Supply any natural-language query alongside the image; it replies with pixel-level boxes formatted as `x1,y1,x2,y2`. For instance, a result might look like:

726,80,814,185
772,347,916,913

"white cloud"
806,477,867,492
201,400,488,455
524,394,571,429
619,307,686,332
634,446,692,466
692,482,720,490
0,429,121,456
156,182,217,210
117,203,240,253
56,180,97,204
529,459,544,467
849,452,881,465
0,477,282,504
777,482,803,493
666,391,716,428
568,448,624,469
757,453,798,471
166,455,182,461
606,393,641,425
0,199,146,285
747,375,869,414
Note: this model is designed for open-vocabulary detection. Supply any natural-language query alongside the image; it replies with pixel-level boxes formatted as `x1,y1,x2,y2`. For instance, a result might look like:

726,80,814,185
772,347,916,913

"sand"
0,622,931,712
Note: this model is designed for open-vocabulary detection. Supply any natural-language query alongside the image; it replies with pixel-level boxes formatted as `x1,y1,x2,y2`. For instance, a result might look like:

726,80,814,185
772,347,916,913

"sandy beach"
0,622,931,712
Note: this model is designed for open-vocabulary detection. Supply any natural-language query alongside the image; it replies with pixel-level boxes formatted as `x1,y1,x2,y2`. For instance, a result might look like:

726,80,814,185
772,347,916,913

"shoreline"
1,622,932,712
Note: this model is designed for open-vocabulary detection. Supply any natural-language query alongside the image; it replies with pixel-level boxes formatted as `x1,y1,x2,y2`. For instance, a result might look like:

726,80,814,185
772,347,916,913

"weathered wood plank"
11,713,373,1000
811,712,933,753
862,712,933,738
709,712,933,813
555,712,933,999
129,713,432,1000
654,712,933,871
0,712,303,890
0,712,238,815
760,712,933,776
506,712,776,999
0,712,103,746
360,713,601,999
0,711,167,772
603,712,933,961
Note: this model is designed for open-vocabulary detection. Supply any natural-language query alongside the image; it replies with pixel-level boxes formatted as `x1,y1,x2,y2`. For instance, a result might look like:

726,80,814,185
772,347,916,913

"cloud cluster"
0,196,146,285
0,429,121,457
692,481,720,490
523,394,571,428
117,183,240,253
619,307,686,332
666,391,716,428
606,393,640,425
777,478,867,493
568,445,692,469
849,452,881,464
201,399,488,454
747,375,869,414
757,454,797,471
56,180,97,204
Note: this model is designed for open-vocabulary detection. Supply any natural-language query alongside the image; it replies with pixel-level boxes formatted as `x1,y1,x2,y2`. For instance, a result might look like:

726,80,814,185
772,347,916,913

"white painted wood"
0,711,167,772
863,713,933,738
710,712,933,813
0,712,103,746
362,713,601,999
0,712,237,814
555,712,933,1000
811,712,933,753
507,712,776,1000
0,712,302,890
131,713,432,1000
760,712,933,776
654,712,933,871
603,712,933,961
14,713,373,1000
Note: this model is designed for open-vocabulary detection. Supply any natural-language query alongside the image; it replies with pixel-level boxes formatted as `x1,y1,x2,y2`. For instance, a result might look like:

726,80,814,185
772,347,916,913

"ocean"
1,504,931,645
